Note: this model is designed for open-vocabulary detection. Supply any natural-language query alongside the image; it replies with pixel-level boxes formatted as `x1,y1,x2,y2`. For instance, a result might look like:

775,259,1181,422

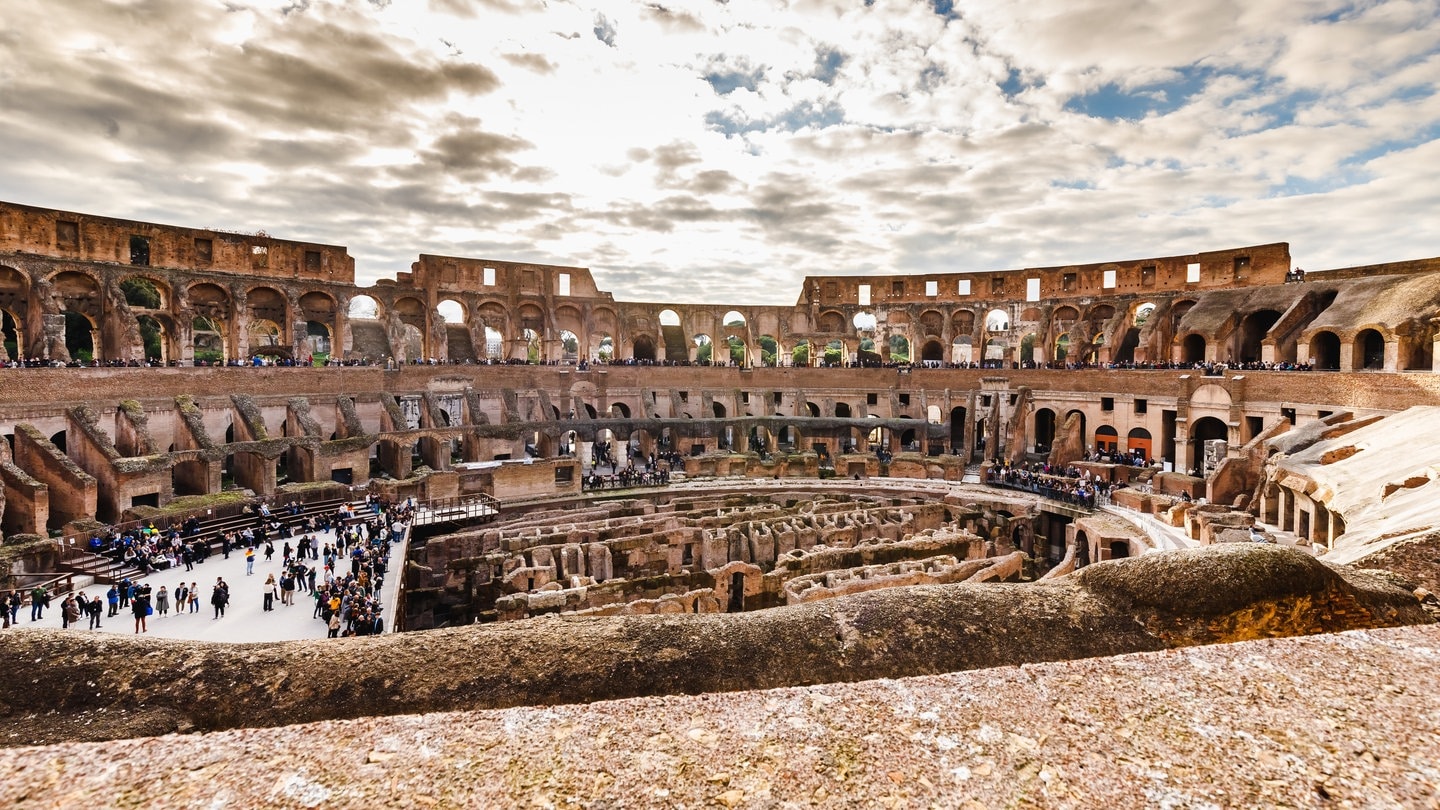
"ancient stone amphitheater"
2,200,1439,806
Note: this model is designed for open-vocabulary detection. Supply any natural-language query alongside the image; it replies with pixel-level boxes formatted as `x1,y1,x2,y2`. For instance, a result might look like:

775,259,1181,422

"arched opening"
1054,334,1071,363
64,310,96,363
1310,331,1340,370
483,326,504,360
952,335,972,365
887,334,910,363
658,309,686,360
522,327,541,364
632,334,657,362
950,406,967,453
348,295,379,319
1067,410,1087,451
136,314,166,363
852,311,877,331
1181,334,1206,363
791,339,811,367
985,308,1010,332
1127,427,1152,462
1190,416,1229,477
1095,425,1118,455
1109,541,1130,560
758,334,780,366
724,334,745,366
610,402,631,418
305,321,331,363
248,319,284,357
1019,333,1037,365
835,402,852,418
805,401,820,417
1355,329,1385,370
693,333,714,364
1,308,21,360
1033,408,1055,453
1237,310,1281,363
723,310,746,328
712,401,726,418
192,315,225,365
559,330,579,363
823,339,845,367
437,299,465,324
1113,327,1140,363
927,404,942,424
593,334,614,362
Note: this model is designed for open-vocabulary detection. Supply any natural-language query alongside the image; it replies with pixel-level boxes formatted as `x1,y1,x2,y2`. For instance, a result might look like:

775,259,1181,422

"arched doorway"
1310,331,1340,370
1181,334,1206,363
1095,425,1118,455
1237,310,1281,363
632,334,657,362
1190,416,1229,477
1126,427,1152,462
1033,408,1056,453
1355,329,1385,370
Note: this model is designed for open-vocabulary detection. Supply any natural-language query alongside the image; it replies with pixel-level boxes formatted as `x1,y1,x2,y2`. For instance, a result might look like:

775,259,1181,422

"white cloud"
0,0,1437,303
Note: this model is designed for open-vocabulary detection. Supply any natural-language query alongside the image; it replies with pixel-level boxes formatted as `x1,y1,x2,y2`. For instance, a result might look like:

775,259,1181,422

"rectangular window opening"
891,281,904,297
1134,398,1148,414
1101,397,1114,411
129,235,151,266
1141,265,1156,286
925,280,938,297
558,273,571,296
1025,277,1041,302
957,279,971,296
991,277,1005,295
251,243,269,269
858,284,871,306
1102,269,1117,289
1062,273,1077,292
483,267,496,286
304,250,321,271
1281,407,1297,426
898,393,910,406
1186,262,1201,283
194,238,213,264
866,393,878,406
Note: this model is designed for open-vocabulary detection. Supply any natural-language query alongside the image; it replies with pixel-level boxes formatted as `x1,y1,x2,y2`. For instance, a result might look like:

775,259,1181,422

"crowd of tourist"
984,459,1116,509
3,494,413,639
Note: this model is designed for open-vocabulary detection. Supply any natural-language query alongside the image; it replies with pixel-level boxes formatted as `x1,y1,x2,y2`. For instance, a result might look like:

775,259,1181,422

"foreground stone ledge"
3,624,1438,808
0,545,1425,749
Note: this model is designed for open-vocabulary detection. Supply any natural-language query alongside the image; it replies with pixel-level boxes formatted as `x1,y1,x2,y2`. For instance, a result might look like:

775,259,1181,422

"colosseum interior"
3,199,1440,804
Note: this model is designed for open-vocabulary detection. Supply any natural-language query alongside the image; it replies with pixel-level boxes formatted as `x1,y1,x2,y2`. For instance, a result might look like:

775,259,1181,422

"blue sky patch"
1064,66,1213,120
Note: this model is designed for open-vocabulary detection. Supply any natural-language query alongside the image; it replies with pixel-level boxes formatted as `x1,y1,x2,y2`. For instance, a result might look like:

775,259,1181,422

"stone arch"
887,333,910,363
1095,424,1118,454
1127,427,1152,461
1354,328,1386,370
592,333,614,362
985,308,1009,332
758,334,781,366
1034,408,1056,452
0,305,23,362
348,293,382,319
0,265,28,360
632,334,657,362
823,338,845,367
559,329,579,363
188,283,231,364
918,309,944,338
852,311,877,332
248,319,285,357
1236,309,1282,363
692,333,714,364
1052,305,1080,322
818,310,846,333
1180,333,1206,363
951,334,973,364
951,309,975,333
1310,330,1341,370
1190,416,1229,476
920,338,945,364
436,298,466,324
723,334,746,366
64,309,98,363
393,296,429,361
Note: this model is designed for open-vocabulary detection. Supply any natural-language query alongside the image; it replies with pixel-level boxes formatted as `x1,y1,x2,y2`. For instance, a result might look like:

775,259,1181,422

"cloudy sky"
2,0,1438,304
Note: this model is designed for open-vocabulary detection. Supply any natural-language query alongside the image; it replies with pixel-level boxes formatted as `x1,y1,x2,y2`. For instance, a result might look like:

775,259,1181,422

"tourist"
155,585,169,616
188,582,200,613
132,584,151,634
106,584,119,617
86,593,103,629
61,594,80,629
263,574,277,611
245,545,256,575
29,585,48,621
211,578,230,618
